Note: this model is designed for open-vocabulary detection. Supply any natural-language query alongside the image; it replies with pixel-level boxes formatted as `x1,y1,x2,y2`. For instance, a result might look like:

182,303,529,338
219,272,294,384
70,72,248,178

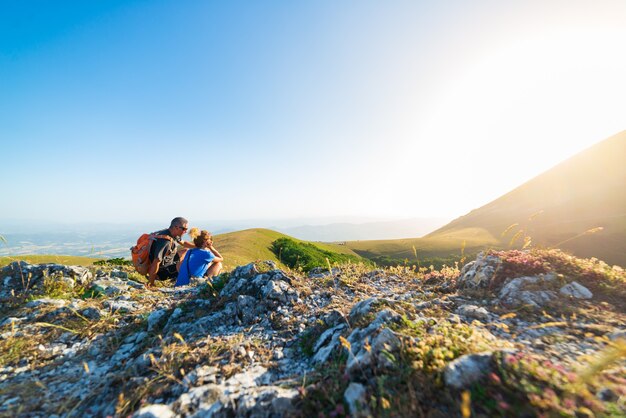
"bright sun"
395,24,626,218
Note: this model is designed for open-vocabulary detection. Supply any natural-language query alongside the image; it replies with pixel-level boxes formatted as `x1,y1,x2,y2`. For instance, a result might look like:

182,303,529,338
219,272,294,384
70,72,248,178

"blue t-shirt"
175,248,215,286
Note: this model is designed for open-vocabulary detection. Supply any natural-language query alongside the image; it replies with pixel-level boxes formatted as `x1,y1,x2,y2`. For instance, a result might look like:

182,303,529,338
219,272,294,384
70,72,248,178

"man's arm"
180,240,196,249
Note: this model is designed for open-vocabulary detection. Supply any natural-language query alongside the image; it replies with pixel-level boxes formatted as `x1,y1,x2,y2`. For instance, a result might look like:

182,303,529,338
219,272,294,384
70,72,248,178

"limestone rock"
344,382,372,418
349,298,379,323
312,324,346,365
498,274,558,308
458,252,501,288
444,352,493,389
455,304,490,321
559,281,593,299
25,298,68,308
147,309,169,332
132,404,175,418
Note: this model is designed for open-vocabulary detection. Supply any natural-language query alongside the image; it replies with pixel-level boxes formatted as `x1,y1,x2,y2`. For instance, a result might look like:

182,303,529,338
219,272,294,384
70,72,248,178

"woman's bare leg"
205,261,223,278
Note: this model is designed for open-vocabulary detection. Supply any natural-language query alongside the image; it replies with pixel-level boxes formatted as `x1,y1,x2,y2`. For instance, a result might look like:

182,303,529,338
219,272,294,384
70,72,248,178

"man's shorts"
156,263,178,280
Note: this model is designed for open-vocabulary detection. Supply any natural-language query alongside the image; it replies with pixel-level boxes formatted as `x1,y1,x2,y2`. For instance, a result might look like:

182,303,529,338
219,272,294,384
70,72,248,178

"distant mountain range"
274,217,449,241
3,131,624,267
0,217,447,259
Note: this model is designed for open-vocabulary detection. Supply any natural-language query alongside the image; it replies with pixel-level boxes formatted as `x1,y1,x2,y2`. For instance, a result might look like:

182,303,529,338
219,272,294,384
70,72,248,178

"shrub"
93,258,132,266
271,238,362,272
487,248,626,305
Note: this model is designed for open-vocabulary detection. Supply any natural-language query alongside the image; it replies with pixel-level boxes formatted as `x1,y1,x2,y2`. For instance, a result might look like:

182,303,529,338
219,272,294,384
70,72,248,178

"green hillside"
0,255,101,268
345,232,498,268
0,229,361,272
343,131,626,268
213,228,361,270
427,131,626,266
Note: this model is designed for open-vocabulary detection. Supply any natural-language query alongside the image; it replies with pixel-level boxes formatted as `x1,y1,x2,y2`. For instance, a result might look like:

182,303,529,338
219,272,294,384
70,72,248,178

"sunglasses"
177,225,188,232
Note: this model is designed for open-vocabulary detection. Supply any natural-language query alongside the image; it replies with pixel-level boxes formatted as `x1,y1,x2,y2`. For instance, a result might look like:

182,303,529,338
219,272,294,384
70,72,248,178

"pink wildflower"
544,388,556,399
505,354,519,365
489,373,501,384
563,398,576,409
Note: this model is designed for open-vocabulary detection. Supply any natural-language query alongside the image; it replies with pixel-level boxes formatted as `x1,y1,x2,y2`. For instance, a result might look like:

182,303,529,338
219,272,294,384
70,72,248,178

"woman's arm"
209,244,224,262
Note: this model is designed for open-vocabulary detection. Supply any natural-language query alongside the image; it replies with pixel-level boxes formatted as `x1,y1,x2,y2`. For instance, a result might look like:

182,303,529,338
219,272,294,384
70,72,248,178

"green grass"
0,255,102,267
271,237,364,272
213,228,361,270
344,234,496,269
0,229,362,272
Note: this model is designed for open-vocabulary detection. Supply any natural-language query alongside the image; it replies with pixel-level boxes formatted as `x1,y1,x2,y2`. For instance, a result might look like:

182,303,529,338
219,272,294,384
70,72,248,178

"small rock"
132,404,175,418
313,325,346,365
456,304,490,321
26,298,68,308
224,365,269,388
344,382,372,418
349,298,379,323
110,269,128,279
559,281,593,299
608,329,626,341
147,309,169,332
81,307,102,320
597,387,618,402
498,274,558,308
447,314,462,324
273,348,284,360
103,300,139,313
444,352,493,389
458,253,502,288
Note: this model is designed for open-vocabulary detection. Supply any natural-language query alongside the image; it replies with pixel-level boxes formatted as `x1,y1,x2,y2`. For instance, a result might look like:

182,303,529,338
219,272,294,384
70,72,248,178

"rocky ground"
0,249,625,417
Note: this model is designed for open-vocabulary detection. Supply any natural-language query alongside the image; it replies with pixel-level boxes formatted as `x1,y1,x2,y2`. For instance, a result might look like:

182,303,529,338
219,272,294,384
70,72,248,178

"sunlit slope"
213,228,361,270
344,231,498,266
0,255,101,267
427,131,626,266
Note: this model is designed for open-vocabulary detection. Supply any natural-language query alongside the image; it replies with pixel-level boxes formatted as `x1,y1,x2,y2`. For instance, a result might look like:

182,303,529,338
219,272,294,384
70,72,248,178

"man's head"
169,217,189,238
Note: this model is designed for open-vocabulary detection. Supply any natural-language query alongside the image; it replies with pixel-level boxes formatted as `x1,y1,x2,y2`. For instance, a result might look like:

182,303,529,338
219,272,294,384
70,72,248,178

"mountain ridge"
427,130,626,266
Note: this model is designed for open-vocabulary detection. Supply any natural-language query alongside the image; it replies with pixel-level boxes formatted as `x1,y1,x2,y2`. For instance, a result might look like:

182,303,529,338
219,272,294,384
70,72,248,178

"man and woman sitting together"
147,217,223,288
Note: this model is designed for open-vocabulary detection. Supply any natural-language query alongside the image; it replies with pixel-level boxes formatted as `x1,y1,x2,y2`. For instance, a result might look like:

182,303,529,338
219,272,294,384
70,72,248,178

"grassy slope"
344,230,498,265
344,132,626,267
426,131,626,266
0,229,361,271
213,228,361,270
0,255,101,267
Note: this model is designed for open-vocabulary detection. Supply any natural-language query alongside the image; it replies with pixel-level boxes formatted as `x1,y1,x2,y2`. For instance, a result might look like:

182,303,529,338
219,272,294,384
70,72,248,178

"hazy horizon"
2,1,625,225
0,216,450,258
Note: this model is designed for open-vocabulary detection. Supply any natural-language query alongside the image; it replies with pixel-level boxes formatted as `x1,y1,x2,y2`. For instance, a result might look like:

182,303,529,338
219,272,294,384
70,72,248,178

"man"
147,217,195,287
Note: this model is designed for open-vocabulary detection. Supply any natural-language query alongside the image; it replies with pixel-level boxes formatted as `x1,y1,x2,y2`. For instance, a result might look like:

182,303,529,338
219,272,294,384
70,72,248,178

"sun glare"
398,24,626,218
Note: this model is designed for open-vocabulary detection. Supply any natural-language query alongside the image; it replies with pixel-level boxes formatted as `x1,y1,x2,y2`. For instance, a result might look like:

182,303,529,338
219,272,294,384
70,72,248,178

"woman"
175,228,224,287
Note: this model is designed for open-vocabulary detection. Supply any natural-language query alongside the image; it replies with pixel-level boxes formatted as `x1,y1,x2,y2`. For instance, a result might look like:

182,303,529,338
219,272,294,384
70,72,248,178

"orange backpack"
130,233,173,275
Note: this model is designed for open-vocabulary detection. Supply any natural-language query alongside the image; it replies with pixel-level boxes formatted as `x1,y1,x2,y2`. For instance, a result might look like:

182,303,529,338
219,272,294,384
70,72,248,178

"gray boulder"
132,404,175,418
344,382,372,418
455,304,490,321
444,352,493,389
498,274,558,307
559,281,593,299
458,252,502,288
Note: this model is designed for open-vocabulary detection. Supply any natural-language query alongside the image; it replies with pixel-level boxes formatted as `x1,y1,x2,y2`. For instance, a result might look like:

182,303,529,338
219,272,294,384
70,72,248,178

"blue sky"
2,1,625,225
